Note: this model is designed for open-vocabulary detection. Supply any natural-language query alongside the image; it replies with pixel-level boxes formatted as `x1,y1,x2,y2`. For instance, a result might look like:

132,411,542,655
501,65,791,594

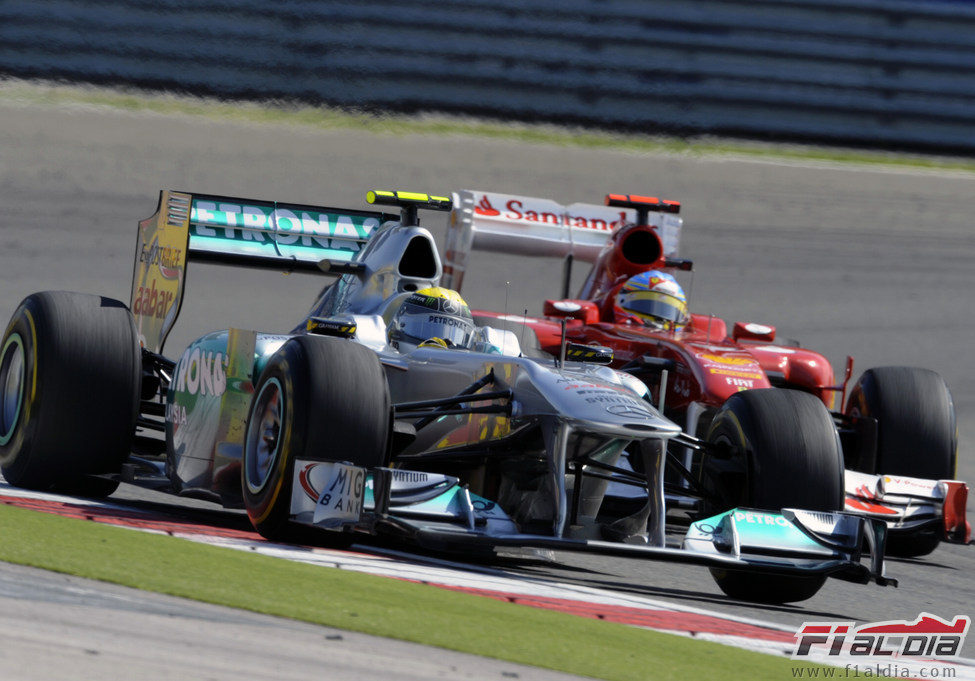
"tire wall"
3,0,975,151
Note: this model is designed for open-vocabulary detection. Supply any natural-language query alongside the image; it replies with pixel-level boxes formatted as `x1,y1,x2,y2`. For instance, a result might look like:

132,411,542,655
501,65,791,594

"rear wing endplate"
442,189,682,292
131,189,393,353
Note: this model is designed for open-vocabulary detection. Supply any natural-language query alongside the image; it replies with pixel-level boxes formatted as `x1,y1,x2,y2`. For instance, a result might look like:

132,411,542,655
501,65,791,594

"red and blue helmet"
615,270,689,331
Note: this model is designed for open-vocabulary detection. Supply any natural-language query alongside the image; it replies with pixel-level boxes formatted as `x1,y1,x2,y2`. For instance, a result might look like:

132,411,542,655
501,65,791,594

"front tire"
0,291,141,496
705,389,844,604
241,335,390,542
846,367,957,557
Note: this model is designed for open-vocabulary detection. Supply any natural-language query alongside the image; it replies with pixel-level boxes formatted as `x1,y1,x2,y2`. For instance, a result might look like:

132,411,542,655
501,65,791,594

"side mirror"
474,326,522,357
565,343,613,365
543,299,600,324
307,316,357,339
732,321,776,343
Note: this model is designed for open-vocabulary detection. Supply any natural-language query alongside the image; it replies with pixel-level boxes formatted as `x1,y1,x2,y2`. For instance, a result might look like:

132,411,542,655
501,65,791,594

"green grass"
3,77,975,174
0,503,835,680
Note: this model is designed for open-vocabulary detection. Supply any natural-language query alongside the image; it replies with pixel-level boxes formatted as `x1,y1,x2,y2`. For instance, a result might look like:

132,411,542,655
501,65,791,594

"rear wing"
442,189,682,292
131,189,394,353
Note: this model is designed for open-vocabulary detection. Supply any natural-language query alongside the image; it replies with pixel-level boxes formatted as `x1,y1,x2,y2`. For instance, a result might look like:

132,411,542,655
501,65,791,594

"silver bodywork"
166,219,681,543
150,196,893,592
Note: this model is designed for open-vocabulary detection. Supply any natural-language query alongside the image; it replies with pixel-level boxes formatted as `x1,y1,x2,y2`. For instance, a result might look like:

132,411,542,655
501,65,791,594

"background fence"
3,0,975,151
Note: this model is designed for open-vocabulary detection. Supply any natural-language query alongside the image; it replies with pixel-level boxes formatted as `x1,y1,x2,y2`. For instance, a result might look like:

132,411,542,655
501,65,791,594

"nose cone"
530,365,682,437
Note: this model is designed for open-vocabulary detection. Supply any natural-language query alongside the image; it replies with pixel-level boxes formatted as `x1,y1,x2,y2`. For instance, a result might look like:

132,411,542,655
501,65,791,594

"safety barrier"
3,0,975,150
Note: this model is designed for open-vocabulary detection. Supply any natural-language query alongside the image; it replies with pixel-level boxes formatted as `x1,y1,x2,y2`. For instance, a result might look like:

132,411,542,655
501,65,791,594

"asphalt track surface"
1,94,974,671
0,561,588,681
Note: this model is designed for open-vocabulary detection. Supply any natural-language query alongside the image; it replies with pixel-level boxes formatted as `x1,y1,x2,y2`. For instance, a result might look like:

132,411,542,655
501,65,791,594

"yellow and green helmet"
388,287,476,350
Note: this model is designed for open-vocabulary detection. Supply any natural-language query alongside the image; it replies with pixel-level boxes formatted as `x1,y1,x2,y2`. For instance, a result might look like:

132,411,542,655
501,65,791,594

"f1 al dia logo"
792,614,970,660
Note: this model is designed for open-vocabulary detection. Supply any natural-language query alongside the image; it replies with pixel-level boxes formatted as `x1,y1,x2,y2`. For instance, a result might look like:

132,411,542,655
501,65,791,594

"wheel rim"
245,378,283,494
0,335,25,446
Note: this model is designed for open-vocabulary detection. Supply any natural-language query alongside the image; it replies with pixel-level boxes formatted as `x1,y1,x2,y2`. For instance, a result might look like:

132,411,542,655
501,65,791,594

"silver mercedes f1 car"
0,189,895,603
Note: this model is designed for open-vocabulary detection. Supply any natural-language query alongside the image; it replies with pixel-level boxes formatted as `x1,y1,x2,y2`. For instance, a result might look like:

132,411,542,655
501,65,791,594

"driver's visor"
618,290,688,324
395,310,476,348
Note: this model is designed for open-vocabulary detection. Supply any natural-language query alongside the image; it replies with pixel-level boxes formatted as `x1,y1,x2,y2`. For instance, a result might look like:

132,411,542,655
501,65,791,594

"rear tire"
846,367,957,557
0,291,140,496
705,389,844,603
241,335,390,543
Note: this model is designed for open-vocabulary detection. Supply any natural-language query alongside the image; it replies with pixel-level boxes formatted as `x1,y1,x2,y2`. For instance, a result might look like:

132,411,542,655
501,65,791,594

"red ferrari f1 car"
442,189,970,557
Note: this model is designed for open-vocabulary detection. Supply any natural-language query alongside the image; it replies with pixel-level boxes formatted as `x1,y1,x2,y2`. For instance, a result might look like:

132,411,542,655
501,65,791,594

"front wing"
290,460,896,588
844,470,971,545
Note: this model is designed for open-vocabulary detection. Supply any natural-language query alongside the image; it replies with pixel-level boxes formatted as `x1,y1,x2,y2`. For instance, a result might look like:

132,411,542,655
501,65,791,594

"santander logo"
473,194,628,232
475,196,501,217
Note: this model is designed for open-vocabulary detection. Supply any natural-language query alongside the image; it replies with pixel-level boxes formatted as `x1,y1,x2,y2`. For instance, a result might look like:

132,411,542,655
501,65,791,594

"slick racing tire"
846,367,957,557
241,335,390,543
705,389,844,604
0,291,141,497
